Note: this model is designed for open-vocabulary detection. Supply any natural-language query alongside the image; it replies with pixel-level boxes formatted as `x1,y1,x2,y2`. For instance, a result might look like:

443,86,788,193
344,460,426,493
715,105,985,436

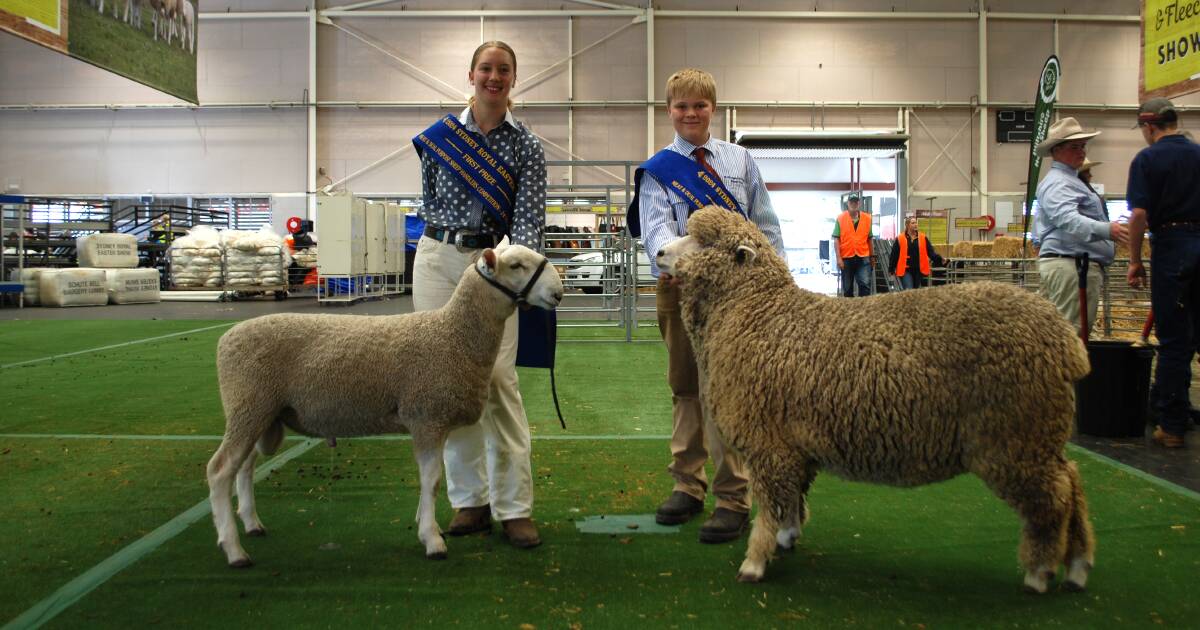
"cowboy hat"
1036,117,1100,157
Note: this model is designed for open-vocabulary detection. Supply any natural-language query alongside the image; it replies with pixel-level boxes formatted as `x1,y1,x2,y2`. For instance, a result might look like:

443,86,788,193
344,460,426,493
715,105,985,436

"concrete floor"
3,290,1196,493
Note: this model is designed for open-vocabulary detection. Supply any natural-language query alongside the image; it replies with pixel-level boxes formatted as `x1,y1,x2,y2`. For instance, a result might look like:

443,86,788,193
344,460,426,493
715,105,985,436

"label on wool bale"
39,268,109,307
104,268,161,304
76,233,139,268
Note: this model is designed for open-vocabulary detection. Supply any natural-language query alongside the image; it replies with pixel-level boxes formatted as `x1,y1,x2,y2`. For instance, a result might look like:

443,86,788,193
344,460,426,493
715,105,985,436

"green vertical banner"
1022,55,1060,250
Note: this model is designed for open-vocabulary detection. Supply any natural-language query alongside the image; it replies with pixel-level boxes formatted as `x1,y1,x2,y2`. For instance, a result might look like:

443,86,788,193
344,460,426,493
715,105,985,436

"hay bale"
969,242,994,258
1115,240,1151,259
991,236,1026,259
951,241,973,258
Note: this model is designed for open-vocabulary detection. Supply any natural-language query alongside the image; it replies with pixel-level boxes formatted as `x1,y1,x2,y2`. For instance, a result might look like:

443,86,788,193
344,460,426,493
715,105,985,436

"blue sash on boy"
412,114,517,230
626,148,746,237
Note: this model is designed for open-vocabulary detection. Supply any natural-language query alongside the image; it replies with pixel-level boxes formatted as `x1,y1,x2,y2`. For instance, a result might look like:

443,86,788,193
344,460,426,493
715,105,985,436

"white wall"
4,0,1200,221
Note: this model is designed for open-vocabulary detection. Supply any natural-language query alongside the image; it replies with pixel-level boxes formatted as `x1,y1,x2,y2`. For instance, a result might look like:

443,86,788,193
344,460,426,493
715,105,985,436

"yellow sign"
1142,0,1200,99
546,205,564,214
1007,222,1030,233
0,0,58,32
591,205,618,214
917,218,948,245
956,217,992,229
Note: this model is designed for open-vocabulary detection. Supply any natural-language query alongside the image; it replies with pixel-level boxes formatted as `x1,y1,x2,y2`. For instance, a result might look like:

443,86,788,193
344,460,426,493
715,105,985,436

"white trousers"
411,235,533,521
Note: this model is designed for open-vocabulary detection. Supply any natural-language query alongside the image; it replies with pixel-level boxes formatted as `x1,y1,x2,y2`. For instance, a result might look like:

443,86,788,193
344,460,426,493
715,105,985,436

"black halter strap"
472,255,567,430
475,256,548,306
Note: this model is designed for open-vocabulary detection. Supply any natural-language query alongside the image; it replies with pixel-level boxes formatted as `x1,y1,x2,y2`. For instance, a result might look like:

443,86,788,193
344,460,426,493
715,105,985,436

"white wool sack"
104,268,161,304
10,268,53,305
77,233,138,268
39,268,108,307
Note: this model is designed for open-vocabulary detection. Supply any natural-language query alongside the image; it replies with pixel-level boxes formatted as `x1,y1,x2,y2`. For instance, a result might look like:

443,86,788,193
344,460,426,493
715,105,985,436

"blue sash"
626,148,746,237
413,115,517,231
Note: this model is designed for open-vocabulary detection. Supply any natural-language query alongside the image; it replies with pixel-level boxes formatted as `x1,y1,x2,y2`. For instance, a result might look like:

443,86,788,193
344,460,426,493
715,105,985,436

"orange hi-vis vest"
895,232,931,277
837,211,872,258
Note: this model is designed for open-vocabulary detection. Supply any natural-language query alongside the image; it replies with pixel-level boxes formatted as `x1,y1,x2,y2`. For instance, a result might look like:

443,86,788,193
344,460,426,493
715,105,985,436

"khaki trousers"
1037,257,1104,336
412,235,533,521
656,278,750,512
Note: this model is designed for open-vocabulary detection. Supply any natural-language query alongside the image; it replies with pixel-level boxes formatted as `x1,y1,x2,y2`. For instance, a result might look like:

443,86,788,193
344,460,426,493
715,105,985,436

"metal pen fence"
934,258,1152,340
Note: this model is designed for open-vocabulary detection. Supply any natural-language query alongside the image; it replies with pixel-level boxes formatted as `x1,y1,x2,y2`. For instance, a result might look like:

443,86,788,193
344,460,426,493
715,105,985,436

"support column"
978,8,989,215
307,9,318,220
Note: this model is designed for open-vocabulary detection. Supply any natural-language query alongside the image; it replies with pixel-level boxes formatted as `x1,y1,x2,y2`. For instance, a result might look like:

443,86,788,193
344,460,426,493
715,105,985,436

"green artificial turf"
1,321,1197,628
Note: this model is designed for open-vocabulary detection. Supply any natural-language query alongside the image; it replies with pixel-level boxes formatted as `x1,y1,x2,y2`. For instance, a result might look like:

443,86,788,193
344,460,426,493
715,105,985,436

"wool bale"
39,268,108,307
10,267,53,305
76,233,139,268
104,268,161,304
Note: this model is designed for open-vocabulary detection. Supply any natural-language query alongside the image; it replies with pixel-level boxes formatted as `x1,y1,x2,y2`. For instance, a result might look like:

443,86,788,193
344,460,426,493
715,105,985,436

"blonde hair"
468,41,517,111
665,68,717,106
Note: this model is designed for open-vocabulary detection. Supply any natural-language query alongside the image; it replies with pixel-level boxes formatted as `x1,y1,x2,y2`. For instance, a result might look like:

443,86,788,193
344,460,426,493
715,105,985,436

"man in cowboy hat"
1127,97,1200,449
1031,117,1129,335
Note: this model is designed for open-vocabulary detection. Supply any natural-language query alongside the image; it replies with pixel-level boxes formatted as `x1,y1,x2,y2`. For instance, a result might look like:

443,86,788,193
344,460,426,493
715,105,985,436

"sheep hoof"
1064,557,1091,591
228,557,254,569
736,570,763,583
246,528,267,537
1022,570,1053,594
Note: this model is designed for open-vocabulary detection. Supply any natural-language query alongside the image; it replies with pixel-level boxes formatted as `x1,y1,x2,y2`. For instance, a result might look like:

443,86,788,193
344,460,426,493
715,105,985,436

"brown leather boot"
446,506,492,536
502,518,542,549
1153,426,1186,449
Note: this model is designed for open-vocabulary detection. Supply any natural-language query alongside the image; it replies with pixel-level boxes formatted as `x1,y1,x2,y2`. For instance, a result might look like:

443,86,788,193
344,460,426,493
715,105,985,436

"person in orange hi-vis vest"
832,193,873,297
888,216,944,290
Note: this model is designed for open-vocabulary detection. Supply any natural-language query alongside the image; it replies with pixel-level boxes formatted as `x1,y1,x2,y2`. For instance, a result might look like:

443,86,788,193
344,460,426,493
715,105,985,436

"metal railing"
935,257,1152,340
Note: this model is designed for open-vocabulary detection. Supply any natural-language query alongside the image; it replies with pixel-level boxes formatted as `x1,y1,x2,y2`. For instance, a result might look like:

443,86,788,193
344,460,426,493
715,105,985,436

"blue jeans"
1149,230,1200,436
899,270,925,290
841,256,872,297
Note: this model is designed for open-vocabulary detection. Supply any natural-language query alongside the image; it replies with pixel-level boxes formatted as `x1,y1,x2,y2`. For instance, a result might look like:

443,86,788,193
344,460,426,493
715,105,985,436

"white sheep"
658,206,1094,594
206,245,563,566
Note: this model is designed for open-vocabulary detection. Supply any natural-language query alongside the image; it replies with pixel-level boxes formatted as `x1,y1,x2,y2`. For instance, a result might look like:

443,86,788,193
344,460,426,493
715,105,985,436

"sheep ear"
735,245,758,265
482,248,498,272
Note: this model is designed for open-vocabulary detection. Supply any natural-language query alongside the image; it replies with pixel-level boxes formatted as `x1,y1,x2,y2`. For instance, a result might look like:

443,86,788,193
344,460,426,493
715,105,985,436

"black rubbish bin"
1075,340,1154,438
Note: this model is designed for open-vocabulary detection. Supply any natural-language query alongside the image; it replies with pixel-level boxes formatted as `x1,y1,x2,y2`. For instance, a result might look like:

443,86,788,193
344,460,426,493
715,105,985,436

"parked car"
564,249,654,294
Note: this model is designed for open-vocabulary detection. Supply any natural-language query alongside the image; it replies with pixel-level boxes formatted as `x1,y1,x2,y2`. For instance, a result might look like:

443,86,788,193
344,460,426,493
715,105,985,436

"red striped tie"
693,147,723,185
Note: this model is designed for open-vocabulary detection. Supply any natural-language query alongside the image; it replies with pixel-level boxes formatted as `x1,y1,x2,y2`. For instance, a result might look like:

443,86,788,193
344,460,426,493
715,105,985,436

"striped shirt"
419,107,546,250
638,134,785,276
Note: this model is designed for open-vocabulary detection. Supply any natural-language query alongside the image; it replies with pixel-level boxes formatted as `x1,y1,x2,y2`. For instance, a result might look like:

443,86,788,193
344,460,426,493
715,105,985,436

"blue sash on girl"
413,115,517,230
413,115,557,376
626,149,746,237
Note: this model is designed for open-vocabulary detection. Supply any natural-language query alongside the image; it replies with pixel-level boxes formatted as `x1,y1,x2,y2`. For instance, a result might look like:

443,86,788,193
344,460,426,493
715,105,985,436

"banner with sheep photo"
66,0,197,103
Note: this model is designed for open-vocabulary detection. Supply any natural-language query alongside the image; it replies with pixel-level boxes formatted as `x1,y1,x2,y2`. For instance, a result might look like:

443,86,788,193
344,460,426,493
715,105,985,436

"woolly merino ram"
206,245,562,566
657,206,1094,594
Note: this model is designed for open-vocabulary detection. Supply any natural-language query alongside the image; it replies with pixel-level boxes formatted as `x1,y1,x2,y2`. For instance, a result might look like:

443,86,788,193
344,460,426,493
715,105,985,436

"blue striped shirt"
1032,160,1114,265
638,134,785,277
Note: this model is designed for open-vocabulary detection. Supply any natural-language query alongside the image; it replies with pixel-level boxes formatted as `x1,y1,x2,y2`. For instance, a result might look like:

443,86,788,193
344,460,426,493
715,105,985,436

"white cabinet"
384,203,406,275
364,201,386,274
316,194,366,275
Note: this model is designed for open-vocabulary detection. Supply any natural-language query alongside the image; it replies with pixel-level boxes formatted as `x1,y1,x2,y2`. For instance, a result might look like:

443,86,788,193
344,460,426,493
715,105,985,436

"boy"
628,68,785,543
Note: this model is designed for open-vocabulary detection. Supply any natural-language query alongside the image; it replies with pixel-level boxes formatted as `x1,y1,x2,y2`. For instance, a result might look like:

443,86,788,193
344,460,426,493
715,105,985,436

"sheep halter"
475,256,549,307
473,256,567,430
